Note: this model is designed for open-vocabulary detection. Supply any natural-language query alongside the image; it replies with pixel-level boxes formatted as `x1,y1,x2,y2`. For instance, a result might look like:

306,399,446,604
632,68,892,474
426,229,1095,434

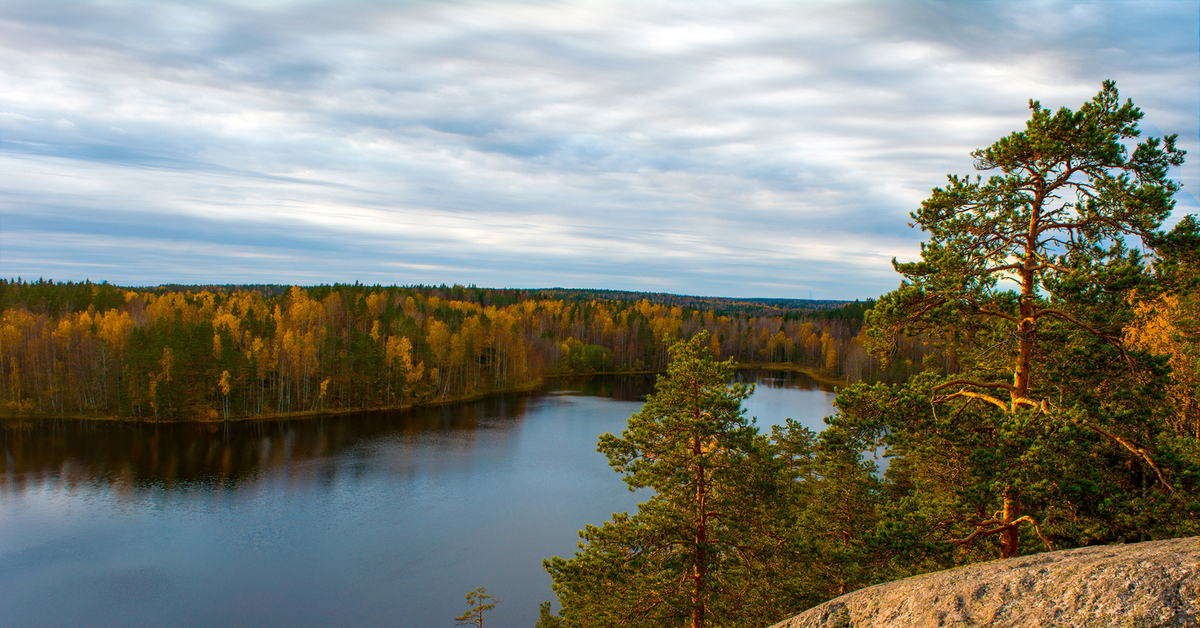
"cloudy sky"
1,0,1197,299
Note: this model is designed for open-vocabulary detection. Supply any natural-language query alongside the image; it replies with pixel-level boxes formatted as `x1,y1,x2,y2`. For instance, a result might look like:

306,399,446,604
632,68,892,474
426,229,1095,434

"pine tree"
859,80,1194,559
453,587,498,628
546,332,781,628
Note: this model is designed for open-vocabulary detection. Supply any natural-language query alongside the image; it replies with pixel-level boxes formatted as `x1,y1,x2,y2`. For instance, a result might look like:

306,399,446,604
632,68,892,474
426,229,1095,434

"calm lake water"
0,371,836,628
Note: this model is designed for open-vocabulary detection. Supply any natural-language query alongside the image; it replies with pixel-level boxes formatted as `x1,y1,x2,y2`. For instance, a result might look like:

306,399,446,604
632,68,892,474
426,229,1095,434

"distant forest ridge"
155,284,856,315
0,279,926,422
8,279,866,319
525,288,851,314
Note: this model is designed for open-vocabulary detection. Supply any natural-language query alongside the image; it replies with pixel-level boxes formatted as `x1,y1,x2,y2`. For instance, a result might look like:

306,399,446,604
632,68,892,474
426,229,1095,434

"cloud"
1,0,1196,299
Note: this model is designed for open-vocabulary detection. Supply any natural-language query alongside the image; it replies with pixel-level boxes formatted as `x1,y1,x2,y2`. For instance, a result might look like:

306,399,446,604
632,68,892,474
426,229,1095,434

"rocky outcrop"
770,537,1198,628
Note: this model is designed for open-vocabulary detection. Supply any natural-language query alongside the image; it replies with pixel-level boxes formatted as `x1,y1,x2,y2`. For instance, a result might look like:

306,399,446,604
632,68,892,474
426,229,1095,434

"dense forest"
0,279,931,421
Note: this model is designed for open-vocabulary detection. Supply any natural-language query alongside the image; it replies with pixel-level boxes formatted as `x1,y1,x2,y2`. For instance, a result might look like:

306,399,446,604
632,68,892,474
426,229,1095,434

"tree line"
0,280,923,421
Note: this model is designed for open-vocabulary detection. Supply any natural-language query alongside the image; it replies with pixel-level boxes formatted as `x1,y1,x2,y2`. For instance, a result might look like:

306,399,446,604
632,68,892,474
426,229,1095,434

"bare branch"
976,308,1020,323
983,263,1026,274
1080,422,1178,497
1012,397,1043,410
948,515,1052,551
935,379,1016,393
948,523,1008,546
1049,164,1085,192
1033,308,1131,364
937,390,1010,412
1030,519,1054,552
1009,398,1182,498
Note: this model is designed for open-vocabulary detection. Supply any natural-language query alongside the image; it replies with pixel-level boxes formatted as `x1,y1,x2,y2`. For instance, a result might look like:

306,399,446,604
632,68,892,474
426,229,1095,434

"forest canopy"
0,280,902,421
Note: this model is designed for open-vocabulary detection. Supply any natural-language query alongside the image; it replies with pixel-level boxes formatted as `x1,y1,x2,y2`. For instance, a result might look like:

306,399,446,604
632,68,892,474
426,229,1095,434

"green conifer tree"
852,80,1195,561
453,587,498,628
547,332,787,628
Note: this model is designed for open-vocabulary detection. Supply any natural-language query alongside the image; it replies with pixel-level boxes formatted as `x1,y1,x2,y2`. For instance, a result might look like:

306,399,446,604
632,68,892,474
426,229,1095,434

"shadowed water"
0,372,835,628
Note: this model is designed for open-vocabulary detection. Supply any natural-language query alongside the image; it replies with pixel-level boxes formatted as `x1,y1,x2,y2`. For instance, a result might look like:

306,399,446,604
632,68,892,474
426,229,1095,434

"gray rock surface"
770,537,1198,628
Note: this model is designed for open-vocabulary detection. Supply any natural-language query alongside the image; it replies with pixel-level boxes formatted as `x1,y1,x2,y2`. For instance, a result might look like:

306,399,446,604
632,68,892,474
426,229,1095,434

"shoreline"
0,363,846,424
0,378,548,425
546,363,846,387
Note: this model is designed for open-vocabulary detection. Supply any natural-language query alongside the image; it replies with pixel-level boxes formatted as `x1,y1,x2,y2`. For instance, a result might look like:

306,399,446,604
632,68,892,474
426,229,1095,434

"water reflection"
546,369,833,399
543,372,658,400
0,373,839,628
0,372,835,495
734,368,837,392
1,391,540,493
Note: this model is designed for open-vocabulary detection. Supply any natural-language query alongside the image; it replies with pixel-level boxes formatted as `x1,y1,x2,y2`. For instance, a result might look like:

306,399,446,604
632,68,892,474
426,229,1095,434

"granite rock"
770,537,1198,628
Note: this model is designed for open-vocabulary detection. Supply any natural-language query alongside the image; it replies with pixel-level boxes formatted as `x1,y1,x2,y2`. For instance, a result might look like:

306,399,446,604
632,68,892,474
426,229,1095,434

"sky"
1,0,1197,300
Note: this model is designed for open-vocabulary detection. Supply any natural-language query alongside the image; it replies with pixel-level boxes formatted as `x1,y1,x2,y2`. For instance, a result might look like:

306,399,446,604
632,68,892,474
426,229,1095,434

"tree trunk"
1001,491,1021,558
1012,192,1045,405
1000,198,1042,560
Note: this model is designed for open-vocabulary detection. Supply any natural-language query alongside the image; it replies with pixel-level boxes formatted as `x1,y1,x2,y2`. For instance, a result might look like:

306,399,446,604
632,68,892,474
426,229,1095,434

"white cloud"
0,0,1196,298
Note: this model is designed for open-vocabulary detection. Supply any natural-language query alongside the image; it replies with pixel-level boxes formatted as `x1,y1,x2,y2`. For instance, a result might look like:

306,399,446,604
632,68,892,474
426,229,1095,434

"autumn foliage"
0,280,899,421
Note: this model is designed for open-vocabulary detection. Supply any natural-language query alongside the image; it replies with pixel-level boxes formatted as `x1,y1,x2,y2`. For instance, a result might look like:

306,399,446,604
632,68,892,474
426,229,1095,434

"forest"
0,279,923,421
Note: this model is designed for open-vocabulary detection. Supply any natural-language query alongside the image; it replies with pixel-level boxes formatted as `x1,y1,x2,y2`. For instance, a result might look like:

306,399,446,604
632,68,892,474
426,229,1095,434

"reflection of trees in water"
0,393,534,493
546,374,657,401
734,369,833,392
548,371,829,399
1,373,787,495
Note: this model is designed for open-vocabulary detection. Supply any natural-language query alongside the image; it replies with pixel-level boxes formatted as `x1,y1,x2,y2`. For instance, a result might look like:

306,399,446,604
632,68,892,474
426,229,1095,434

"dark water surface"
1,372,835,628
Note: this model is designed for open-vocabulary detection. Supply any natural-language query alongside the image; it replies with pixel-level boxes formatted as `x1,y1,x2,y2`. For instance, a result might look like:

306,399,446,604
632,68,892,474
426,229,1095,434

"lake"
0,371,837,628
